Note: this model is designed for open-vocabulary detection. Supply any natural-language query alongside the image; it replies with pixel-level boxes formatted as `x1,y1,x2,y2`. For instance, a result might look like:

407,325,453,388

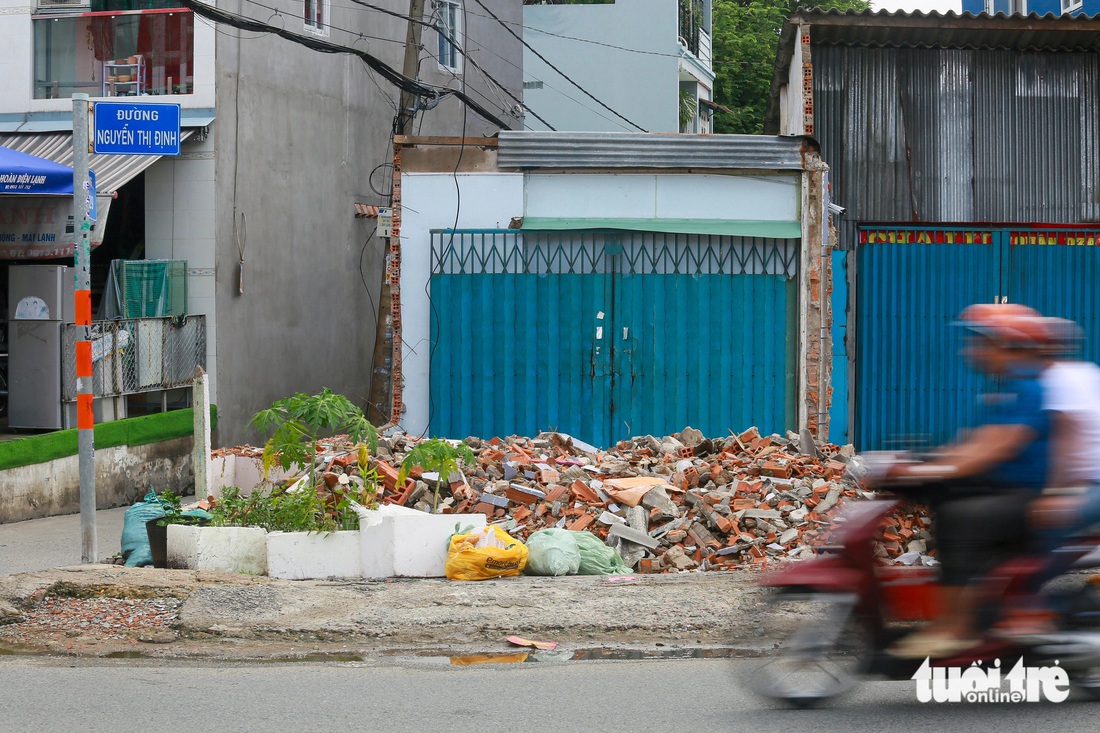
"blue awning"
0,145,97,219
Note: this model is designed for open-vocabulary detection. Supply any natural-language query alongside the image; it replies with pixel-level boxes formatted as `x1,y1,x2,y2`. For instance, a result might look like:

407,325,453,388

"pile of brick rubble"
358,427,936,573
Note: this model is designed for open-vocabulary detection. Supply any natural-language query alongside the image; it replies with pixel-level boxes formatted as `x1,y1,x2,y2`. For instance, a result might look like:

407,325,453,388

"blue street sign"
93,102,182,156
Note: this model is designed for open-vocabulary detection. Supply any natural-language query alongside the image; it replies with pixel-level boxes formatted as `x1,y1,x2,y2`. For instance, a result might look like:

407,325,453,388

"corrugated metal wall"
815,44,1100,448
857,226,1100,449
857,230,999,450
814,45,1100,251
429,230,798,446
1007,229,1100,365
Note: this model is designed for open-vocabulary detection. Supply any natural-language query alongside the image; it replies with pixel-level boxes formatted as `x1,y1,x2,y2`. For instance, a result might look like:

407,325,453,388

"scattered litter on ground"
506,635,558,651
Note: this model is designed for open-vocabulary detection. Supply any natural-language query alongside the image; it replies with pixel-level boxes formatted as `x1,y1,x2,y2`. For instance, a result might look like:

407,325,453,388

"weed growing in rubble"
251,388,379,491
398,438,476,512
210,482,371,533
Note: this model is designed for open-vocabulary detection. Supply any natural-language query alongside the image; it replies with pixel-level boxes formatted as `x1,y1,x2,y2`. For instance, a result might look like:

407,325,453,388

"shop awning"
520,216,802,239
0,129,196,196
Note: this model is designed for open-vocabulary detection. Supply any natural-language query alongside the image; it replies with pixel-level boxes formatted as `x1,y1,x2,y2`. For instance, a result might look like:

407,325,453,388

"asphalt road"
0,656,1096,733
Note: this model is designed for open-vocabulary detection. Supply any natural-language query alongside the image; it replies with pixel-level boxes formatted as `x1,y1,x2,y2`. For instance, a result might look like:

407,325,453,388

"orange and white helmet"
955,303,1049,349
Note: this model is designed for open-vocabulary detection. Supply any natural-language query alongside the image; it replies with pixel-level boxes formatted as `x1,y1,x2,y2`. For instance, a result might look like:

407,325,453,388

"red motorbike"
752,462,1100,708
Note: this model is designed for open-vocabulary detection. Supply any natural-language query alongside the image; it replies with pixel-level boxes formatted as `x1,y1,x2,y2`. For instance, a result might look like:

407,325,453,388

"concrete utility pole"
396,0,426,135
72,94,97,563
192,366,211,499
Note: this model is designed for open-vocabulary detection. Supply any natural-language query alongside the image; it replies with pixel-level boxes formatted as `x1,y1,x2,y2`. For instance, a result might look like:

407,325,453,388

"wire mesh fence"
62,316,206,401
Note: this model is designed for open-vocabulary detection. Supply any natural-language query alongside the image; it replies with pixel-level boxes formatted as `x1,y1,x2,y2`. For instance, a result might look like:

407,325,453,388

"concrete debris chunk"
607,523,659,551
641,487,679,520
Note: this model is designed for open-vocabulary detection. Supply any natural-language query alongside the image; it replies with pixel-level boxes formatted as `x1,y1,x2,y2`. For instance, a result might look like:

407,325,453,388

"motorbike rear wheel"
752,590,870,708
1065,583,1100,700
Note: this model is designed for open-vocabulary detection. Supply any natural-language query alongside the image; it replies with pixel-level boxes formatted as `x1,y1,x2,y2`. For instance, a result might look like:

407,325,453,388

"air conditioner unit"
37,0,90,9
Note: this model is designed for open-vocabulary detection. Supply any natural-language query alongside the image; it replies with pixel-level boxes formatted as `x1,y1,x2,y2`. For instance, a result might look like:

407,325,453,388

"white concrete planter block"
359,505,487,578
267,530,363,580
167,524,269,575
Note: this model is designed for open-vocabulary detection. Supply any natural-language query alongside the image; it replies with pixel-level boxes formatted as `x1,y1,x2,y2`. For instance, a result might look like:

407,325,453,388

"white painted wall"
399,173,524,437
525,173,799,222
144,131,218,404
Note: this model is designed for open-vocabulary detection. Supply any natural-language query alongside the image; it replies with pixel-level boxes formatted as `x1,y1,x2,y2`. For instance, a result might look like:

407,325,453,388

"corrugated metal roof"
811,44,1100,250
767,9,1100,134
0,130,195,195
790,9,1100,52
497,131,810,170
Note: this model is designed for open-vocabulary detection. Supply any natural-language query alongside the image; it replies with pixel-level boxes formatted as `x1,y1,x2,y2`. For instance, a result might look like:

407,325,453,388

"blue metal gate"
430,230,799,447
857,226,1100,450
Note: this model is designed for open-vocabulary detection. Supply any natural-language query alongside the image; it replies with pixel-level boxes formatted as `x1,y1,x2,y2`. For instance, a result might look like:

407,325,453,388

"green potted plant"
398,438,476,512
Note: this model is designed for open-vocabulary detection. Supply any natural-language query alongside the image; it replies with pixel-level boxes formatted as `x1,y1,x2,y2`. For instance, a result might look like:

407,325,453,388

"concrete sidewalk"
0,562,775,660
0,504,130,576
0,504,776,661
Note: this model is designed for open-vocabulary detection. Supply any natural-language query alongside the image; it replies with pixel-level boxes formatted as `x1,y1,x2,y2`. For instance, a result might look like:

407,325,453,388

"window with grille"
436,0,462,72
304,0,328,36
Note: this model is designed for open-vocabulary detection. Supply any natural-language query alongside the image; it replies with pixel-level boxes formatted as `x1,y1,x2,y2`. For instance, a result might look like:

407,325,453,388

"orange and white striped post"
73,94,97,563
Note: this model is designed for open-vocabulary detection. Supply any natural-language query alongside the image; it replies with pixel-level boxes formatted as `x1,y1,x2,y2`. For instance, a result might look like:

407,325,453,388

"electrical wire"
420,45,522,126
244,0,408,46
468,0,647,132
345,0,555,130
461,6,685,58
423,5,554,129
176,0,512,129
433,21,631,131
423,0,470,439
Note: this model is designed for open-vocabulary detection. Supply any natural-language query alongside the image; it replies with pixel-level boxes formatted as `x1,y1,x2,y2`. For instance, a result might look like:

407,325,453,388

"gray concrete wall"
211,0,521,446
0,437,193,524
524,0,679,133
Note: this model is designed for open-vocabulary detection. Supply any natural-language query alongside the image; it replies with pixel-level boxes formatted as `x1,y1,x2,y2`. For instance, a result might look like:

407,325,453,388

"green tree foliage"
711,0,869,134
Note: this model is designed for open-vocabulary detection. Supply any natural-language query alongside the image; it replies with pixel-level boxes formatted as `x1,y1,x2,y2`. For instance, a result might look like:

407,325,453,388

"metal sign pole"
72,94,97,564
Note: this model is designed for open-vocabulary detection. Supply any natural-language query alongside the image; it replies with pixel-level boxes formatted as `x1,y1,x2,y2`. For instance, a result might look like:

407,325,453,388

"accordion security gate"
429,230,799,447
857,226,1100,451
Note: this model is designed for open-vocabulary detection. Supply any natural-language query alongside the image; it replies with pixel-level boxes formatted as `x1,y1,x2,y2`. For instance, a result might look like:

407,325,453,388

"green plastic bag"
573,530,631,575
525,529,581,576
121,490,168,567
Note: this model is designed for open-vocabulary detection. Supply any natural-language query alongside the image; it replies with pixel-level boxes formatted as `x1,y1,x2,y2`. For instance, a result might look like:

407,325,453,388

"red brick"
566,513,594,531
569,479,600,504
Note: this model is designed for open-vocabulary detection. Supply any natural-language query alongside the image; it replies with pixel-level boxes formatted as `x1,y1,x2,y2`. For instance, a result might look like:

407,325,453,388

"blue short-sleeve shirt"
984,366,1051,490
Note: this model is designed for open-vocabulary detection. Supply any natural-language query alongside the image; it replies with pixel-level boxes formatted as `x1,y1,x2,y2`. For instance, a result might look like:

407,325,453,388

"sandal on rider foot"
888,631,980,660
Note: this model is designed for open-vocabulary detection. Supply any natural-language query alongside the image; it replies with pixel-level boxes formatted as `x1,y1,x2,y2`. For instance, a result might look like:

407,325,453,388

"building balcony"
33,5,194,100
678,0,711,68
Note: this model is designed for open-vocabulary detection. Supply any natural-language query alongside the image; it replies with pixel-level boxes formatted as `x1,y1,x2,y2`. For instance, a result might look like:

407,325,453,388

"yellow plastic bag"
446,525,528,581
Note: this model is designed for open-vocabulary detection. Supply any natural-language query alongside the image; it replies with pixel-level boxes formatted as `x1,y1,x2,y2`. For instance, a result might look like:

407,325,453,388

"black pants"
934,489,1034,587
894,481,1034,587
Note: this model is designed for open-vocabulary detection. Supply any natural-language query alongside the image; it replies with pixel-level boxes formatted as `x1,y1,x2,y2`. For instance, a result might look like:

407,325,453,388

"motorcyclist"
885,303,1054,658
997,316,1100,635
